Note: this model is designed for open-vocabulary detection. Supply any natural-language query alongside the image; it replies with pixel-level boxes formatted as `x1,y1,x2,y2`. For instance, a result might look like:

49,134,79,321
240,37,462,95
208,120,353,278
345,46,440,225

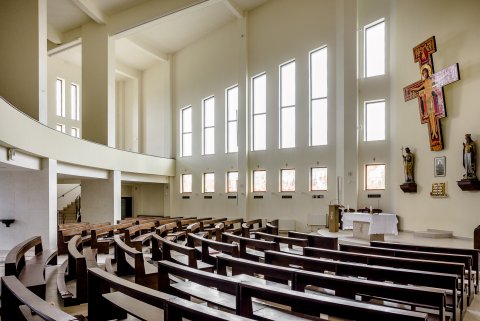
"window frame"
309,46,328,146
181,173,193,194
364,99,386,142
56,123,65,133
180,106,192,157
203,172,215,193
56,78,65,117
251,73,267,151
279,60,296,149
71,127,80,138
226,171,239,193
310,167,328,191
364,18,386,78
365,163,386,190
252,170,267,192
226,85,239,153
202,96,215,155
280,168,296,192
71,83,80,121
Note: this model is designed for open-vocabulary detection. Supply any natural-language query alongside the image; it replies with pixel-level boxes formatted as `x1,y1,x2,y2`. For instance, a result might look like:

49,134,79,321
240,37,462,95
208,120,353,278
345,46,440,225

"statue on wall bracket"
457,134,480,191
403,36,460,151
400,146,417,193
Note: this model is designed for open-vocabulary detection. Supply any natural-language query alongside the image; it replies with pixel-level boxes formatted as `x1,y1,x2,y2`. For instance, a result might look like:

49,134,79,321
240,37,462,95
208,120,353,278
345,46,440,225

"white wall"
133,183,165,216
391,0,480,237
142,61,173,157
116,78,140,152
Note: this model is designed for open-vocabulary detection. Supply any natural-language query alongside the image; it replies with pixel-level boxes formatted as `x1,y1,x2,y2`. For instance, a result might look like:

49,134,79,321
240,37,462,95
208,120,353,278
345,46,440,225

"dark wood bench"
4,236,57,300
90,221,134,254
372,240,480,295
216,253,446,321
200,217,227,231
304,246,466,315
288,231,338,250
57,222,110,255
87,266,253,321
341,242,475,305
223,218,244,235
151,233,214,271
113,234,157,289
123,221,156,251
242,218,278,237
265,250,460,321
221,232,279,261
57,235,98,305
254,231,308,254
186,232,239,265
156,220,185,241
1,275,78,321
157,260,427,321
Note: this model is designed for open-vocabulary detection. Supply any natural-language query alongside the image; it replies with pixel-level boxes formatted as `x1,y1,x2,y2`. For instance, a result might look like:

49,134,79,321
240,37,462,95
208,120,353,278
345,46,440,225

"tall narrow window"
227,171,238,193
280,60,295,148
56,78,65,117
71,83,80,120
180,106,192,157
71,127,80,138
252,170,266,192
252,74,266,151
311,167,328,191
181,174,192,193
310,47,328,146
280,169,295,192
365,164,386,190
365,100,385,141
365,19,385,77
226,85,238,153
203,96,215,155
56,123,65,133
203,172,215,193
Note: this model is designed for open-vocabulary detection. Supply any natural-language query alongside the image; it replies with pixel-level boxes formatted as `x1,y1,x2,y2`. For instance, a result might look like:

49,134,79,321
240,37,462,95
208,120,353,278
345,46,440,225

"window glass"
181,174,192,193
204,173,215,193
253,170,266,192
365,100,385,141
365,164,386,190
281,169,295,192
365,20,385,77
311,167,328,191
227,171,238,193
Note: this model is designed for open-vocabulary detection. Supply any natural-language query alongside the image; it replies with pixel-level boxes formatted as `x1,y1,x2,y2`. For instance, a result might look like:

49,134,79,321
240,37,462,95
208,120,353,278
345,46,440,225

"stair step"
414,229,453,239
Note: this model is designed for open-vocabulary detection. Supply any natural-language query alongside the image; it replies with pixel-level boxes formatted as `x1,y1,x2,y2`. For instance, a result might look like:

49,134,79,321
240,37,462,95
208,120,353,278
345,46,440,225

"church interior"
1,0,480,320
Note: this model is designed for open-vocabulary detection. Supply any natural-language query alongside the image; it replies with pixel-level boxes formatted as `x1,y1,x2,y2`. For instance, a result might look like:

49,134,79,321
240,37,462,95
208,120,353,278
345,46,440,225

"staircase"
58,201,78,224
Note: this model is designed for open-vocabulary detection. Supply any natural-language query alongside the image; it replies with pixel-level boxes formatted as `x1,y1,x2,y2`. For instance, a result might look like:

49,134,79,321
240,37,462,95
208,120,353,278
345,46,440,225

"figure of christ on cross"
403,36,460,151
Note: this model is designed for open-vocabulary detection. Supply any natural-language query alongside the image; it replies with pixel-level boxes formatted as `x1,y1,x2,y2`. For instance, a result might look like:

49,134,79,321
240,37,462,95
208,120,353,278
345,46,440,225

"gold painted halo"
420,64,432,79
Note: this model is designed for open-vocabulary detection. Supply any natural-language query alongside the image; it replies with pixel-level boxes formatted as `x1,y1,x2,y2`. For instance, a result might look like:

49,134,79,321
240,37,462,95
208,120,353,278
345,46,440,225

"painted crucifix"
403,36,460,151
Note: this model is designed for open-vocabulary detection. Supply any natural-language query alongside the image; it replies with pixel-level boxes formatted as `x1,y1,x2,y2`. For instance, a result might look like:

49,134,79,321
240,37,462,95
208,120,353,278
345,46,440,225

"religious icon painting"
434,156,446,177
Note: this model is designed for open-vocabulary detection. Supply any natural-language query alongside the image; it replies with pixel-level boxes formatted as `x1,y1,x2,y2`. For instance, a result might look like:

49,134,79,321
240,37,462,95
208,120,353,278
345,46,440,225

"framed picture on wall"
434,156,446,177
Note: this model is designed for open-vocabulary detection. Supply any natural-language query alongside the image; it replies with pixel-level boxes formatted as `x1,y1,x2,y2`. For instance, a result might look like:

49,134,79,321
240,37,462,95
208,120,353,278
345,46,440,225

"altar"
342,213,398,241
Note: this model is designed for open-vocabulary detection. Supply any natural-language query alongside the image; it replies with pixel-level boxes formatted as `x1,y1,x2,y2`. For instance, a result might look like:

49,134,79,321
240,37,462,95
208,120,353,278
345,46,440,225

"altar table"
342,213,398,241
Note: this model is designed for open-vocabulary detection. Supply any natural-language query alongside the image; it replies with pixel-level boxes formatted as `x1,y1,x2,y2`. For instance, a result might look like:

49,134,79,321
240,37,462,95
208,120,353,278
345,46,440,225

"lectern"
328,205,341,232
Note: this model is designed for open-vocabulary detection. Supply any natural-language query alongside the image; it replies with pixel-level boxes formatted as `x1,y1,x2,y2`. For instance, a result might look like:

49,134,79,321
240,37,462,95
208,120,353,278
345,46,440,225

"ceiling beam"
223,0,244,18
71,0,107,24
125,38,169,62
115,61,142,80
47,23,63,44
48,38,82,57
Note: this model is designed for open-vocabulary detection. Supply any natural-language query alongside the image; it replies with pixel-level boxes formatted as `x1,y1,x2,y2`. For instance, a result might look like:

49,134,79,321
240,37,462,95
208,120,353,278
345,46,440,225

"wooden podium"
328,204,341,232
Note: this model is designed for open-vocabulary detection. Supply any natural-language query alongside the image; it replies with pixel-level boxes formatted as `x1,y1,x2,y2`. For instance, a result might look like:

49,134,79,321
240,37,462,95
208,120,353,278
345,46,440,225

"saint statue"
463,134,476,179
402,147,415,183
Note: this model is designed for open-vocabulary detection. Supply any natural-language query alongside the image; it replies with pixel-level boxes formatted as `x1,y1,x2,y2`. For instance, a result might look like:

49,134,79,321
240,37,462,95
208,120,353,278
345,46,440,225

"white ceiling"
47,0,268,74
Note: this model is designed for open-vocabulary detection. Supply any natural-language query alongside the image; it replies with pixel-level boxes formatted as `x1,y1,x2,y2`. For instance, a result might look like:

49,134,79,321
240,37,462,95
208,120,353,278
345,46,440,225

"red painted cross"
403,36,460,151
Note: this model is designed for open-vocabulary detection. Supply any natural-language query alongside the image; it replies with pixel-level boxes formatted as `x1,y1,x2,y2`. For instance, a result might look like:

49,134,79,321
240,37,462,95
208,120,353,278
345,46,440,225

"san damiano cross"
403,36,460,151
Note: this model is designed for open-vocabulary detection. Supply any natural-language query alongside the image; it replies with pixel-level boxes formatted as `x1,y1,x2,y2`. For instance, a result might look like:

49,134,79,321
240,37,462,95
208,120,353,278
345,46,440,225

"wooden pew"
87,266,253,321
223,218,244,235
4,236,57,300
242,218,278,237
57,235,98,304
90,221,134,254
186,232,239,265
303,245,466,314
1,275,78,321
221,232,279,261
157,260,427,321
151,233,214,271
371,240,480,295
288,230,338,250
113,234,157,289
123,221,156,251
265,250,460,321
341,243,475,305
57,222,110,255
156,221,184,241
215,253,446,321
254,231,308,254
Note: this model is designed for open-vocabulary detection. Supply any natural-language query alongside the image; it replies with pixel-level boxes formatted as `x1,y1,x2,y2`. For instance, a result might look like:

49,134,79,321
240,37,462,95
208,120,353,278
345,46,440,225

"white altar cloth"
342,213,398,235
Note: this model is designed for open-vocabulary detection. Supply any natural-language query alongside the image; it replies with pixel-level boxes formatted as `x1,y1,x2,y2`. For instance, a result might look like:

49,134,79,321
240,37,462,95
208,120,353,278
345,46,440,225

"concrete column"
335,0,358,206
236,16,249,220
82,22,116,146
0,0,47,123
0,159,56,250
81,170,121,224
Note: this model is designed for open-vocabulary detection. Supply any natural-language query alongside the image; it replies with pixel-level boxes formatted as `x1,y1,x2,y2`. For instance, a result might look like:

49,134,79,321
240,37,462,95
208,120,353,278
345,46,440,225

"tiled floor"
2,231,480,320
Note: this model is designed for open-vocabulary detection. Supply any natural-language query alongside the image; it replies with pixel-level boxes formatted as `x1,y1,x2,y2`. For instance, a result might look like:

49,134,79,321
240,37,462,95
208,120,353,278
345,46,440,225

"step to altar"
414,229,453,239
